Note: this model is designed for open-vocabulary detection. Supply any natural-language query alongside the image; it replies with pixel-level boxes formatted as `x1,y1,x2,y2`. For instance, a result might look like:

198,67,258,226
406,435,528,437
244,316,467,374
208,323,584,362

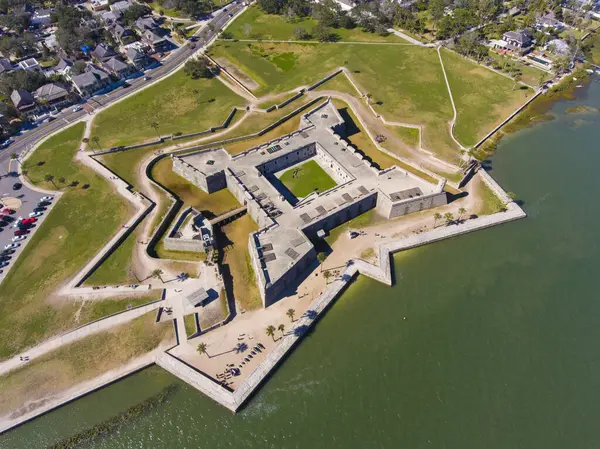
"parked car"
11,235,25,242
12,182,22,190
1,249,14,255
29,212,43,218
144,76,151,81
0,261,8,268
72,105,83,112
0,139,13,149
4,243,19,249
41,196,53,202
21,217,36,224
33,207,46,213
14,229,28,236
1,208,14,214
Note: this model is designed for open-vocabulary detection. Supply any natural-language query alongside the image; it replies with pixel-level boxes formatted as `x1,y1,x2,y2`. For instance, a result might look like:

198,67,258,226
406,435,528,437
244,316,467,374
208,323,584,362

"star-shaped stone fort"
172,99,448,306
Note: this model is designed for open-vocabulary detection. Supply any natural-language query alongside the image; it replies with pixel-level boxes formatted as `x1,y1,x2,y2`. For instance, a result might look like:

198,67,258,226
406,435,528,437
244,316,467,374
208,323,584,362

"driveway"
0,172,58,283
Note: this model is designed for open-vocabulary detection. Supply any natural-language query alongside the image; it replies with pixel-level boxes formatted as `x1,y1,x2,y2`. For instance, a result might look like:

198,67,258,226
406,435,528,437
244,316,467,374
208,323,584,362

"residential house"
44,33,59,51
17,58,41,71
537,14,564,30
34,83,71,108
134,16,160,33
501,30,534,53
11,90,37,116
99,10,122,25
0,58,14,75
91,43,117,62
102,57,133,78
91,0,110,11
70,64,111,97
110,23,137,45
110,0,133,13
125,46,152,69
31,8,52,27
141,29,169,53
52,58,73,76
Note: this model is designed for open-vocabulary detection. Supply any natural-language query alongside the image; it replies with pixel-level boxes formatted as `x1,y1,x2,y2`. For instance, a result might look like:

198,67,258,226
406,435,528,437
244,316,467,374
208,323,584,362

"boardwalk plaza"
172,100,448,306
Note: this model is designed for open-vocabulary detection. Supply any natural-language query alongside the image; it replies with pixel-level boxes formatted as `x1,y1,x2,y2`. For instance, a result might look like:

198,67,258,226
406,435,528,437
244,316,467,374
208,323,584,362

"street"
0,1,243,166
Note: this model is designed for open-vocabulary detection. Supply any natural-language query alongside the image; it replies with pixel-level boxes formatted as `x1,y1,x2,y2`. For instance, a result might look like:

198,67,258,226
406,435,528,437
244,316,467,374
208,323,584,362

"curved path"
436,46,467,153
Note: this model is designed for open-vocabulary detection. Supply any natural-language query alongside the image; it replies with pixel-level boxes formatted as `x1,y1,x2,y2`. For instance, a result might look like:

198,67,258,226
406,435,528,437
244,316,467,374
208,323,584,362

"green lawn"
440,49,531,147
91,71,244,148
225,5,409,43
487,51,550,87
84,230,139,286
0,124,133,359
0,313,171,416
77,293,162,325
210,41,458,158
313,71,361,97
390,125,420,149
211,41,541,160
184,313,197,337
278,159,337,197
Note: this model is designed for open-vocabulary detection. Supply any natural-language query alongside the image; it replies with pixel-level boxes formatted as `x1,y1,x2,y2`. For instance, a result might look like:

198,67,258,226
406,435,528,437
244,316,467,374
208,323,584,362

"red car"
14,229,28,236
1,208,14,215
21,218,35,225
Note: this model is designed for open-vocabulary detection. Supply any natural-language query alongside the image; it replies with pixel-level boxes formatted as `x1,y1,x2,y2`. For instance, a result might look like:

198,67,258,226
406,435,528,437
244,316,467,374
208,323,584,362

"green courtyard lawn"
278,159,337,197
0,124,134,359
77,293,162,324
440,49,532,147
91,71,245,148
225,5,409,43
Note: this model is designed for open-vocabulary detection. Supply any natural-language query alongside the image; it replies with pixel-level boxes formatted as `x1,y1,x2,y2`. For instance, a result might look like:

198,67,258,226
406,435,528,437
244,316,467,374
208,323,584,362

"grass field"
218,214,261,311
77,293,162,325
278,159,337,197
84,230,140,286
225,6,409,43
440,49,531,147
211,41,535,160
0,124,134,359
487,52,550,87
91,71,244,148
314,72,361,97
0,313,172,416
184,313,197,337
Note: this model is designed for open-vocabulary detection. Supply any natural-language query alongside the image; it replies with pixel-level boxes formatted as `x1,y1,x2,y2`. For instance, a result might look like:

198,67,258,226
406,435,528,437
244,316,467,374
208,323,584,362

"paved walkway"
386,28,427,46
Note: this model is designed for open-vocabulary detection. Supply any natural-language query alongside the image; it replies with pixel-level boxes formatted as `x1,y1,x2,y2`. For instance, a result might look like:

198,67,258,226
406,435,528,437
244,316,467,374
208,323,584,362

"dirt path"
437,46,467,153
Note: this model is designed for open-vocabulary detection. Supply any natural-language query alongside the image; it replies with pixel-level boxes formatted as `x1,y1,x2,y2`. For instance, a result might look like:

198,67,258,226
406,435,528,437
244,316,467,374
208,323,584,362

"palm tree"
91,136,100,152
150,121,161,140
7,152,18,174
323,270,332,284
151,268,163,283
58,176,66,185
286,308,295,322
444,212,454,226
266,325,276,341
44,174,56,188
512,74,522,91
197,342,209,357
433,212,442,228
317,251,326,272
278,323,285,335
458,207,466,221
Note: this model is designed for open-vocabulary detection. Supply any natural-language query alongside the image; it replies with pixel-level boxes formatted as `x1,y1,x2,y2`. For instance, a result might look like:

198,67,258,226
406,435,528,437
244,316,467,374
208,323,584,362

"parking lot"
0,171,57,283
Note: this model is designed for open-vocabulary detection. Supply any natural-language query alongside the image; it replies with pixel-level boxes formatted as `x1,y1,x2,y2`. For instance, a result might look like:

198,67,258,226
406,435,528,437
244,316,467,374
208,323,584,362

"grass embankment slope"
279,159,337,197
0,124,132,359
225,5,408,43
91,71,244,148
440,49,531,147
211,40,533,161
0,313,172,417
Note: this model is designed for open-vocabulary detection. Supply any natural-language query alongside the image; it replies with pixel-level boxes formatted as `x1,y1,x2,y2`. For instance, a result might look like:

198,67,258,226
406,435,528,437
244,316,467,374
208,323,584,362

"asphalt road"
0,2,244,165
